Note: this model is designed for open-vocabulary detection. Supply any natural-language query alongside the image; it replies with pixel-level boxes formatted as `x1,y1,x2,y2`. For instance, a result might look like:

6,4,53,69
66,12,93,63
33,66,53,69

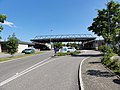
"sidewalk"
81,56,120,90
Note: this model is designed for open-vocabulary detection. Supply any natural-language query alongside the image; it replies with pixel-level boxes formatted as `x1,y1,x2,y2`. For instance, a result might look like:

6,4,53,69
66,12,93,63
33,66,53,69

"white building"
0,41,34,53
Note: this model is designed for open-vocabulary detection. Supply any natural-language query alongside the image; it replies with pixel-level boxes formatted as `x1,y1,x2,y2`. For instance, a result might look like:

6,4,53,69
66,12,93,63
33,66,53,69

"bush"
56,52,67,56
56,51,80,56
71,51,80,55
102,57,120,75
100,44,120,76
98,45,106,52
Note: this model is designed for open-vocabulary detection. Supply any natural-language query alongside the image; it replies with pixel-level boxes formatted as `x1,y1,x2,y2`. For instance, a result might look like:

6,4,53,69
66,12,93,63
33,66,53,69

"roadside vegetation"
56,51,80,56
0,14,7,39
6,33,19,56
53,42,81,50
88,1,120,75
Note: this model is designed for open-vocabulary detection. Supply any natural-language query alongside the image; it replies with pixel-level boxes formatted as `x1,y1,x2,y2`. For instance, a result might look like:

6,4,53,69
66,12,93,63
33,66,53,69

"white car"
61,47,76,53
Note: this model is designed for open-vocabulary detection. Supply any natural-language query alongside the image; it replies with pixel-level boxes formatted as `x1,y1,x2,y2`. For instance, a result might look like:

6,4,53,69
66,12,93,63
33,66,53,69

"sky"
0,0,119,42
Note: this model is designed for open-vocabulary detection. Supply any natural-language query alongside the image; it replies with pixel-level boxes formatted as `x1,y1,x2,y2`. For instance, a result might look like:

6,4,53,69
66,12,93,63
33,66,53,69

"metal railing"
34,34,94,39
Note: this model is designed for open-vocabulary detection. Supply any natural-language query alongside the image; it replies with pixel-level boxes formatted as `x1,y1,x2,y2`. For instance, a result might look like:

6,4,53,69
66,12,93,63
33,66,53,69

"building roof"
0,41,34,45
18,41,34,45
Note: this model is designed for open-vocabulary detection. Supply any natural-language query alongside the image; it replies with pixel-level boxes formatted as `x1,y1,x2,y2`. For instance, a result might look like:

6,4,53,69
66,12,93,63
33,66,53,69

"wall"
45,43,51,49
18,44,28,53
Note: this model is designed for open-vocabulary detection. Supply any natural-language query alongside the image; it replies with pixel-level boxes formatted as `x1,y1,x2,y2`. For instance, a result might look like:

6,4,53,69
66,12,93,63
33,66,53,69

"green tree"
0,14,7,39
88,1,120,44
66,43,80,49
6,33,19,56
53,42,63,48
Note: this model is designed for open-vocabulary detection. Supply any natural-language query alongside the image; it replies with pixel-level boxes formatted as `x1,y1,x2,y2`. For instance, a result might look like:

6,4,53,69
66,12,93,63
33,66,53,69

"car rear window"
68,48,72,49
25,49,32,50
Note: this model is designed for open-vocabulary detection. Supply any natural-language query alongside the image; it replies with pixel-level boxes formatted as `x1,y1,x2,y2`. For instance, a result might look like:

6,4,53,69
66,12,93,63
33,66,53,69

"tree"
88,1,120,44
53,42,63,48
0,14,7,39
6,33,19,56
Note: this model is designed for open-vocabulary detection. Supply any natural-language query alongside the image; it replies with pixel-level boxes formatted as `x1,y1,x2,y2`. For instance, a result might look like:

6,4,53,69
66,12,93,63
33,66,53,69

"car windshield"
25,49,32,50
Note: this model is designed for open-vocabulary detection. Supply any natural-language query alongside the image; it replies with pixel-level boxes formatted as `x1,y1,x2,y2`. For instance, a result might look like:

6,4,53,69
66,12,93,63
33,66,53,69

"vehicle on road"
22,48,35,54
61,47,76,53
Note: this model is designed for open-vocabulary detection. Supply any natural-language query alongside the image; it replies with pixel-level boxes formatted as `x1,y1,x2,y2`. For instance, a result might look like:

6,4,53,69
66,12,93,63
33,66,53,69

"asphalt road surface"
0,50,90,90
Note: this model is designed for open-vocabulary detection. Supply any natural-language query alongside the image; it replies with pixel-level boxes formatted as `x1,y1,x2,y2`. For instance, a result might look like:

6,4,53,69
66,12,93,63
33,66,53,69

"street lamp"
50,30,53,49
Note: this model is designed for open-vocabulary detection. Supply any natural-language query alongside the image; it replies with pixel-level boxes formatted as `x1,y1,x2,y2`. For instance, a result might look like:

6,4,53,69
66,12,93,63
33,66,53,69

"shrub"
102,56,120,75
98,45,106,52
56,52,67,56
56,51,80,56
72,51,80,55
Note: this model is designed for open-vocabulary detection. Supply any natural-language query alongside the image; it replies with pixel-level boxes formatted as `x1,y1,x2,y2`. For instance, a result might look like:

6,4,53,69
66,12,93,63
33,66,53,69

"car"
61,47,76,53
22,49,35,54
67,47,76,52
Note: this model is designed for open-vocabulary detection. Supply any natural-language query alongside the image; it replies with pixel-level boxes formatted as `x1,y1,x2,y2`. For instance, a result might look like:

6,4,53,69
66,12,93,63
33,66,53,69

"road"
0,50,90,90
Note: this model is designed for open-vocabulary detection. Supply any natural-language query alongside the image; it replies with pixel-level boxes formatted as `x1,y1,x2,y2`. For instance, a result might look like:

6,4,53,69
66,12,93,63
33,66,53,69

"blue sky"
0,0,119,41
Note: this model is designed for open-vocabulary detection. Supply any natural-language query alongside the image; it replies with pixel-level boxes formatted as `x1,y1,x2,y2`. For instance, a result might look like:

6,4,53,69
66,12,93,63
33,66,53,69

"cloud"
0,21,16,28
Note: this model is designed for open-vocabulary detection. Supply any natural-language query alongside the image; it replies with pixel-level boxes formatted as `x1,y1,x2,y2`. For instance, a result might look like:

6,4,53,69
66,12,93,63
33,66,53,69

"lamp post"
50,30,53,49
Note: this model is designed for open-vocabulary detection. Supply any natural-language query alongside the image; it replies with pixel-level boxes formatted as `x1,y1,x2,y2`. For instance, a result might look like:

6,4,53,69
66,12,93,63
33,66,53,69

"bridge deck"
31,34,96,43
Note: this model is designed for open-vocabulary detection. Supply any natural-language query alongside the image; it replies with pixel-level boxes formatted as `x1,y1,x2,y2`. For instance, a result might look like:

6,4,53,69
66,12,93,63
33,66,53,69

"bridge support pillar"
81,42,85,49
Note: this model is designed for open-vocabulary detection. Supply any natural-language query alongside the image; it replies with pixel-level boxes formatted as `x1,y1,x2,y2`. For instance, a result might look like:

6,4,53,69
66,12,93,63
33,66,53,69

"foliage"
0,14,7,23
98,45,107,53
88,1,120,44
56,52,67,56
56,51,80,56
88,0,120,76
0,14,7,39
66,43,80,49
6,33,19,55
70,51,81,55
102,58,120,75
53,42,63,48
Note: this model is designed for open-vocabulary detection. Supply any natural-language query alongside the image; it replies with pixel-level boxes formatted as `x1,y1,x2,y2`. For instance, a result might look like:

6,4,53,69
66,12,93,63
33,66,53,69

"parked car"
22,49,35,54
61,47,76,53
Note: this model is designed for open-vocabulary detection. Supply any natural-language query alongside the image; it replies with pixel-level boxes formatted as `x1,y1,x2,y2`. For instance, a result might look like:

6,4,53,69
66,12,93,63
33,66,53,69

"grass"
0,52,44,62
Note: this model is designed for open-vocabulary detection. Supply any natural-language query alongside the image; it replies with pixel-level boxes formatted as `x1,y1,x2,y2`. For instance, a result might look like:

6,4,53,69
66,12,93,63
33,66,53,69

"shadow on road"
89,61,101,64
113,79,120,85
71,54,104,57
86,70,115,77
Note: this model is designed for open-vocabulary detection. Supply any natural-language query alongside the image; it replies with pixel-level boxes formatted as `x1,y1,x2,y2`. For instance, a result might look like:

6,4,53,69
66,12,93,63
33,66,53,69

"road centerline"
0,56,60,86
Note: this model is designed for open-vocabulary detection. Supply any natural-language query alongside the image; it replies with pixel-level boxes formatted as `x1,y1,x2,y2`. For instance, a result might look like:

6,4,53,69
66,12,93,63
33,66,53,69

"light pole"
50,30,53,49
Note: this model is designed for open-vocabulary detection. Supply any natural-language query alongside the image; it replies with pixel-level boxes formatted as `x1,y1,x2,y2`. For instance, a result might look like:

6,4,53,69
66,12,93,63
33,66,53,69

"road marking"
79,57,89,90
0,57,61,86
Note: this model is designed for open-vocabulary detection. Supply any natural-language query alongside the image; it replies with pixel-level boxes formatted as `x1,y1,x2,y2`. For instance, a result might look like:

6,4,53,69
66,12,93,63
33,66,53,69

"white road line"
79,57,89,90
0,57,60,86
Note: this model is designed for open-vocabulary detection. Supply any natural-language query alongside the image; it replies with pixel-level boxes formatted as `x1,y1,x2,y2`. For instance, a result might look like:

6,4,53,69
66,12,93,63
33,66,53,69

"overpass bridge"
31,34,96,43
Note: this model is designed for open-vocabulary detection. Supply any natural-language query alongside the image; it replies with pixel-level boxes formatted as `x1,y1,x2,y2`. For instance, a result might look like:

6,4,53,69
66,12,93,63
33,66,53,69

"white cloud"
0,21,16,28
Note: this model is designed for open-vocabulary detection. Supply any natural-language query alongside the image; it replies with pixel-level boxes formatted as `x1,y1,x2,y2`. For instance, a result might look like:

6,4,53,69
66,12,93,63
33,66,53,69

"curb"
78,57,89,90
